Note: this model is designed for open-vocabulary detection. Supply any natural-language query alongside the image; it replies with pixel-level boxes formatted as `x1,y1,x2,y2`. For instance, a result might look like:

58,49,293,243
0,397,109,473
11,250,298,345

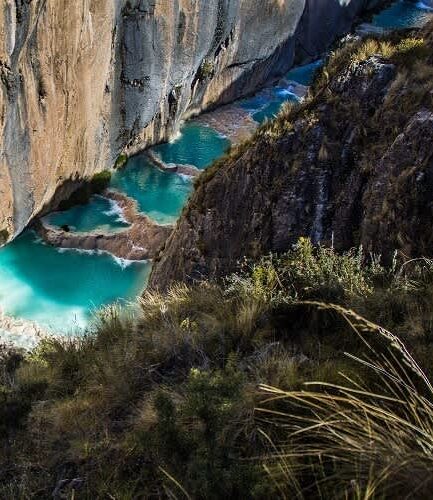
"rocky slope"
0,0,384,243
150,25,433,289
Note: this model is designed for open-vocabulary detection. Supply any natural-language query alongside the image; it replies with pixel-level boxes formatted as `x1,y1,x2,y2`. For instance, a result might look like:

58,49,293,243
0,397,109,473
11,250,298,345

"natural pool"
0,0,431,343
45,195,130,233
0,232,150,334
153,123,230,169
110,156,194,225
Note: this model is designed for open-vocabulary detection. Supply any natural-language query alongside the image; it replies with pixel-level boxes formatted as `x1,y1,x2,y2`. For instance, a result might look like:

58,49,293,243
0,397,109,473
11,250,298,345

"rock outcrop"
0,0,384,242
146,151,200,177
149,28,433,289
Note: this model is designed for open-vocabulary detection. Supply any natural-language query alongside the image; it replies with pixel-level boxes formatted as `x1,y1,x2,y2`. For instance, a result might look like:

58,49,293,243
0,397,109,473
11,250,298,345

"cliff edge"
150,24,433,289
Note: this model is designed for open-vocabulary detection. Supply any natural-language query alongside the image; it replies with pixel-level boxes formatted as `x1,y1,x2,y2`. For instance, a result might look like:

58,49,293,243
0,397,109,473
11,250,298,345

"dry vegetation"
2,23,433,499
2,239,433,498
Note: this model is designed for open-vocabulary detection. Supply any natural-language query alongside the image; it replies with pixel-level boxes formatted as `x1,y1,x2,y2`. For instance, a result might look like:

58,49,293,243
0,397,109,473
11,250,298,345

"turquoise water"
0,0,431,342
239,60,323,124
285,59,324,86
111,155,193,225
373,0,433,28
252,100,289,124
153,123,230,169
252,91,299,124
240,86,300,124
45,195,130,233
0,231,150,333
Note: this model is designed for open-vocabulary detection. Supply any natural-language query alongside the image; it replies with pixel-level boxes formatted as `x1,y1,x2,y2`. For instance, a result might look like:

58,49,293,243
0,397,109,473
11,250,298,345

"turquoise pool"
0,0,430,343
45,195,130,233
0,232,150,334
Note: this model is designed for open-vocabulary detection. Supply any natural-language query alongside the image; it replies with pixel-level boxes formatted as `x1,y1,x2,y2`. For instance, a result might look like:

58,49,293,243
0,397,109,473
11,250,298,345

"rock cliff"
149,25,433,289
0,0,383,242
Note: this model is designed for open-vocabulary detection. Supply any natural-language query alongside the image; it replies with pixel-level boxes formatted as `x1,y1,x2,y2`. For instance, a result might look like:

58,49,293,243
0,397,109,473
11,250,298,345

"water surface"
0,232,150,333
372,0,432,28
45,195,130,233
153,123,230,169
111,156,193,225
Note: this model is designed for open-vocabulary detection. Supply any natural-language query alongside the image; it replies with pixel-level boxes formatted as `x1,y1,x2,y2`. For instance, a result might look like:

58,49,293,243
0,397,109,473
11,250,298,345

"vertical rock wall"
0,0,382,242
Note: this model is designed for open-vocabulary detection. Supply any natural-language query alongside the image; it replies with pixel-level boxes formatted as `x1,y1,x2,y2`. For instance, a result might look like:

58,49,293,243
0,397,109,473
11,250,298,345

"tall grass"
258,303,433,499
2,242,433,497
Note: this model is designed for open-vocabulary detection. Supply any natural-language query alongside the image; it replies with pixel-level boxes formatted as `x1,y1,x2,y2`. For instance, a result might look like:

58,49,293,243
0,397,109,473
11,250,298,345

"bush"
259,305,433,499
114,153,128,170
90,170,112,193
2,240,433,497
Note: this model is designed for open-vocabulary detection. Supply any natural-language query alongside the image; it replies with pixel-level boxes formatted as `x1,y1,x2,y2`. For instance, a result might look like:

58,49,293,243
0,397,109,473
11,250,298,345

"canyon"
0,0,384,243
2,4,433,497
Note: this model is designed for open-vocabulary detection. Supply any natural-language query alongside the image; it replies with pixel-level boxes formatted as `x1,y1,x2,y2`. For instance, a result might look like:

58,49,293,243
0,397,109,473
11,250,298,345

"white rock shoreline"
0,308,50,350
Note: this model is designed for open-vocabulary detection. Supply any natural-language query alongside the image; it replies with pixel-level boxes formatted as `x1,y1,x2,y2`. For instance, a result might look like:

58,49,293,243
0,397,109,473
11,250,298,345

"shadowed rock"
150,48,433,289
0,0,387,242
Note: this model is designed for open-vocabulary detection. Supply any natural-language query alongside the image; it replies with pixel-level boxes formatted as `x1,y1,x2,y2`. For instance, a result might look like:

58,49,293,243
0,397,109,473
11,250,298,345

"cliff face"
0,0,382,242
149,27,433,289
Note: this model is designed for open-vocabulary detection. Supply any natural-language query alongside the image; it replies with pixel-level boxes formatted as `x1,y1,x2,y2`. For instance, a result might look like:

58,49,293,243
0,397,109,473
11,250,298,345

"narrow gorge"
0,0,411,340
0,0,383,242
2,2,433,498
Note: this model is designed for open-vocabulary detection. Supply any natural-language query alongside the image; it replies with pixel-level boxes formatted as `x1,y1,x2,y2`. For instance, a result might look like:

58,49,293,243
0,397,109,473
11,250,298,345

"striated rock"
149,42,433,289
37,190,172,261
0,0,384,242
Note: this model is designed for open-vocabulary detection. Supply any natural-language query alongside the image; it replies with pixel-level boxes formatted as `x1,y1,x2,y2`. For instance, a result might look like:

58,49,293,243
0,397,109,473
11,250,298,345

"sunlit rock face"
0,0,382,242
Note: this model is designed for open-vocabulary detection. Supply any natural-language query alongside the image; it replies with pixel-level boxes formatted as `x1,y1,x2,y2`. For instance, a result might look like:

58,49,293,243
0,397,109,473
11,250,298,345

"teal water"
0,231,150,333
153,123,230,169
252,91,299,124
239,60,323,124
285,59,324,86
372,0,433,28
252,100,290,124
240,86,300,124
111,155,193,225
0,0,431,342
45,195,130,233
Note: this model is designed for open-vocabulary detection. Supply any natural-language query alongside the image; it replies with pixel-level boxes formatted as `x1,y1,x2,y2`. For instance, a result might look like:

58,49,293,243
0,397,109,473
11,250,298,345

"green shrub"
90,170,112,193
114,153,128,170
2,239,433,497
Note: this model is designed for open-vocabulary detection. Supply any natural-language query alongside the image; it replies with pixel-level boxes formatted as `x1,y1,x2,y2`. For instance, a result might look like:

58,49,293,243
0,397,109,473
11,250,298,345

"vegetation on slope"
3,23,433,499
2,239,433,498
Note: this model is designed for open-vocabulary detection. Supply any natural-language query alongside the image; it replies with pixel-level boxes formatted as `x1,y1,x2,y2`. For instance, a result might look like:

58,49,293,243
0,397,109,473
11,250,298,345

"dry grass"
258,304,433,499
